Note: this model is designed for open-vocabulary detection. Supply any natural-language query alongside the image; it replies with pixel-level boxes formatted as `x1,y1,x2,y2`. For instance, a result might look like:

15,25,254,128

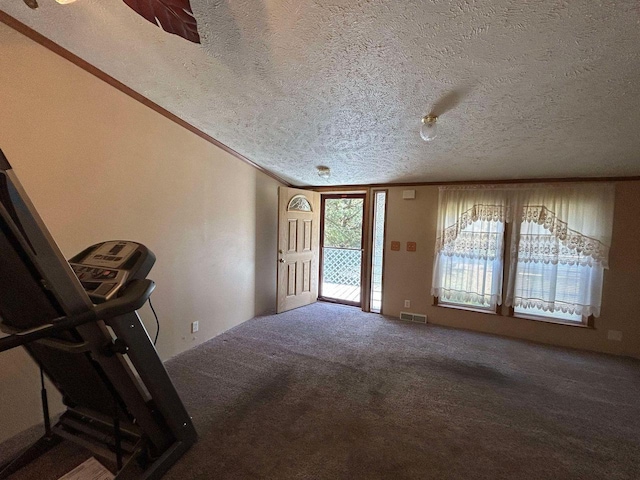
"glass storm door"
319,194,365,307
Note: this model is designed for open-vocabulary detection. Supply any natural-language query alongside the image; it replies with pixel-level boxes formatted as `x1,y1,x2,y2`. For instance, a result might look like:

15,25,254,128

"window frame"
509,305,595,328
434,296,499,315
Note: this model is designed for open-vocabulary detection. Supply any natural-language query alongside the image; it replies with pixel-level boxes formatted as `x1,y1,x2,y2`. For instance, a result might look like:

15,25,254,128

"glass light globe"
420,116,438,142
317,166,331,179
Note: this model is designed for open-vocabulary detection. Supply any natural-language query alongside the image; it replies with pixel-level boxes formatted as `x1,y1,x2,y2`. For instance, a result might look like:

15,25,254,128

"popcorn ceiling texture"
2,0,640,185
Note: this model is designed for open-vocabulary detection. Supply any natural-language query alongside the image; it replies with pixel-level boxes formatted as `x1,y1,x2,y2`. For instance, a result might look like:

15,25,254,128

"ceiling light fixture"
420,115,438,142
55,0,78,3
317,166,331,179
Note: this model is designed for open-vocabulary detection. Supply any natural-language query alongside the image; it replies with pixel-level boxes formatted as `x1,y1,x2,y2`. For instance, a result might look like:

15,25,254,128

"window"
432,184,615,324
370,190,387,313
507,184,615,323
431,188,508,311
436,218,505,310
287,195,312,212
512,220,586,322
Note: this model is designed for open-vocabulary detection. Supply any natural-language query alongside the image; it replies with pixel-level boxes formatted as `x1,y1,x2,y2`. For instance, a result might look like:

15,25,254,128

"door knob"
279,258,285,263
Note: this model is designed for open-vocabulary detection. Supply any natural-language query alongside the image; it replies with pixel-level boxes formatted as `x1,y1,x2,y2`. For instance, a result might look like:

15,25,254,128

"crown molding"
306,175,640,192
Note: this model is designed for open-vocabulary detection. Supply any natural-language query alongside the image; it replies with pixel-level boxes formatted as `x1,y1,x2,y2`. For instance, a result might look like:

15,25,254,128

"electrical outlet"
404,300,410,308
607,330,622,341
191,321,199,333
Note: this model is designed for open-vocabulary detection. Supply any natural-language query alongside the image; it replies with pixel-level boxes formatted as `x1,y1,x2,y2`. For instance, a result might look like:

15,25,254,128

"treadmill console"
69,240,155,303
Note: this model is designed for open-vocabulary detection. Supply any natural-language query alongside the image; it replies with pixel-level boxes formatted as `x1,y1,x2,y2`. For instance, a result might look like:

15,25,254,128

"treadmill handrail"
0,279,155,353
94,278,156,319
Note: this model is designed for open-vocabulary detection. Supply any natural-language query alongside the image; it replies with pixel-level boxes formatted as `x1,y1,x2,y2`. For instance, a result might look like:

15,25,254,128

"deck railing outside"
322,247,362,303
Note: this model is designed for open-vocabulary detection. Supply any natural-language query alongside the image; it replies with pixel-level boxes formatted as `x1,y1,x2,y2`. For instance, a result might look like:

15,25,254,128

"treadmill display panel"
82,241,137,268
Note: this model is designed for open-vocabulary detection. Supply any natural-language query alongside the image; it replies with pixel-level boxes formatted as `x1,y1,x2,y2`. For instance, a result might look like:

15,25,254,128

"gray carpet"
4,302,640,479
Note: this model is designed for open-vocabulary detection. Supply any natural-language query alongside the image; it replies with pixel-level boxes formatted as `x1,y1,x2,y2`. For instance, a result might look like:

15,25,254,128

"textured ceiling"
2,0,640,186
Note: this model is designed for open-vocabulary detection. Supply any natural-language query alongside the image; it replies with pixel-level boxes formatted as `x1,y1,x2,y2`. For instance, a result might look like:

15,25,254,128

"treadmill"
0,149,197,479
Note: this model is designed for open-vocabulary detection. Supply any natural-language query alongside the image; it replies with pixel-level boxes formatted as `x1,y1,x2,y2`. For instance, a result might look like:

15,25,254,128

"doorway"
319,194,366,306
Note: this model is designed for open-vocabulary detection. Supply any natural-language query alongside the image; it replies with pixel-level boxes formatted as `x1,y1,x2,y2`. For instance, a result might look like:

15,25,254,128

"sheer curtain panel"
506,183,615,319
431,187,509,309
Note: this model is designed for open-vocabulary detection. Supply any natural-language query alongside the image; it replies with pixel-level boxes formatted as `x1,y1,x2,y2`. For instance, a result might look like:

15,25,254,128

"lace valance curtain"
431,187,509,309
431,183,615,317
505,184,615,317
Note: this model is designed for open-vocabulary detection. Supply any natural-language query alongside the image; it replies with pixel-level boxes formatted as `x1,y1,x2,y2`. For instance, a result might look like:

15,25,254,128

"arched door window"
287,195,312,212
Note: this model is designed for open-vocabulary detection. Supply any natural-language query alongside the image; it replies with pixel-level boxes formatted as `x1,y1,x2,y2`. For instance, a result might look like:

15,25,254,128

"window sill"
435,302,497,316
432,298,595,328
511,313,593,329
433,303,594,328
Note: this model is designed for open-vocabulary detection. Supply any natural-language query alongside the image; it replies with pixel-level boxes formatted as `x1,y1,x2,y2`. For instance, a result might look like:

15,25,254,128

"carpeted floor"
4,302,640,479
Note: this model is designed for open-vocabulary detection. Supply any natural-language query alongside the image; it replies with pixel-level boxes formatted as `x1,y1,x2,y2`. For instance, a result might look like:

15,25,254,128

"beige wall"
0,23,281,442
382,183,640,358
